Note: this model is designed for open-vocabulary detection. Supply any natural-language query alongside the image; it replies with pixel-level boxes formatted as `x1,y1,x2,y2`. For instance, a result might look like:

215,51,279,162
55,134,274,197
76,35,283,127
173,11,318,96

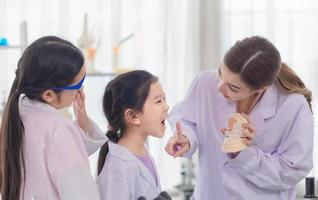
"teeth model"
221,113,248,153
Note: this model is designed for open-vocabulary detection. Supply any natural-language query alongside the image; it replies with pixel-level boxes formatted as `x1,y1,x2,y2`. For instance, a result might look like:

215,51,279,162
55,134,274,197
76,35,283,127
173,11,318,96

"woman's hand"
165,122,190,158
73,89,91,134
240,113,256,146
220,113,256,157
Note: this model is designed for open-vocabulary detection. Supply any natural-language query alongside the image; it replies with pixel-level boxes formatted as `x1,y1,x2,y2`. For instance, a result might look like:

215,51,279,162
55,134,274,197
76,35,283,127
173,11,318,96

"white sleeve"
75,118,108,155
47,125,101,200
227,102,313,190
168,73,204,157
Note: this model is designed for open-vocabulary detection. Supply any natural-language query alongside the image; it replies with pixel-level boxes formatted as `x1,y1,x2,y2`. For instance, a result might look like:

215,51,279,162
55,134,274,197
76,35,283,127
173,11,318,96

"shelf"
0,21,28,53
87,73,117,77
0,45,24,50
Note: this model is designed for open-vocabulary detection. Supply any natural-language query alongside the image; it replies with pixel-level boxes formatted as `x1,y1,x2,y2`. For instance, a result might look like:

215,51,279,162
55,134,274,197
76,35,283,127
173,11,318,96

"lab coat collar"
108,142,161,191
19,94,57,115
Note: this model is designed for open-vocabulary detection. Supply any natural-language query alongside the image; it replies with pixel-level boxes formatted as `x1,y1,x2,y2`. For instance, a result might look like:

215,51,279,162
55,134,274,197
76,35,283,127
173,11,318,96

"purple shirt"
168,70,313,200
137,154,158,186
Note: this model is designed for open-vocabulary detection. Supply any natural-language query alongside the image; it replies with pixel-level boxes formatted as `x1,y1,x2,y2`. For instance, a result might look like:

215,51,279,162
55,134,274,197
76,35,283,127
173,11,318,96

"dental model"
221,113,248,153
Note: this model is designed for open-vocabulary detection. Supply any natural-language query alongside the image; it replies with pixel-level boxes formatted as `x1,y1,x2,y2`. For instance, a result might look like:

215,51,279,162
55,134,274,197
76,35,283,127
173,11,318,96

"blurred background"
0,0,318,199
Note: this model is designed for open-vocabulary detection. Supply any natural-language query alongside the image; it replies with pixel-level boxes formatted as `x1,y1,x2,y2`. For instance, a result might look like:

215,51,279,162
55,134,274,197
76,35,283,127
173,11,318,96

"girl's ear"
41,90,56,104
124,108,141,125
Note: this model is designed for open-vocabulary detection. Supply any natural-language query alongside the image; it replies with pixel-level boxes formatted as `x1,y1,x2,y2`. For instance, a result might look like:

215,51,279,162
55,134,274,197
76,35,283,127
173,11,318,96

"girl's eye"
156,100,162,103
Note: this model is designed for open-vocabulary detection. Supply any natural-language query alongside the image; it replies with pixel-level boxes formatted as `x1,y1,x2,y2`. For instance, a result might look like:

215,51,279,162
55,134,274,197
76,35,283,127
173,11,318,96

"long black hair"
97,70,158,175
0,36,84,200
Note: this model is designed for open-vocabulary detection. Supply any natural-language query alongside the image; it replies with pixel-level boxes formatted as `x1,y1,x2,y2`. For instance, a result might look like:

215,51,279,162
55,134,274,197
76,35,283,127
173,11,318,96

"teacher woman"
165,36,313,200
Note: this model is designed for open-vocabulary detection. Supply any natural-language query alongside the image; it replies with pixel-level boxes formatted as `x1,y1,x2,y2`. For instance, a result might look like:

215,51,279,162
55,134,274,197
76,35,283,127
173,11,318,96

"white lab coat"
19,95,107,200
97,142,162,200
168,70,313,200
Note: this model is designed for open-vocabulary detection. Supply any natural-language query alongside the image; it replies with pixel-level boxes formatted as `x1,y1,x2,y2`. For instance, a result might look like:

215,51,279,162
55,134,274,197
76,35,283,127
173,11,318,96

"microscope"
137,191,172,200
174,158,195,200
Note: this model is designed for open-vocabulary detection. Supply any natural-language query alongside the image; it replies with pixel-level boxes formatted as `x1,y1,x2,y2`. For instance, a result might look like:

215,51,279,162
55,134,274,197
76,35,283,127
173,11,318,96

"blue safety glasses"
51,74,86,91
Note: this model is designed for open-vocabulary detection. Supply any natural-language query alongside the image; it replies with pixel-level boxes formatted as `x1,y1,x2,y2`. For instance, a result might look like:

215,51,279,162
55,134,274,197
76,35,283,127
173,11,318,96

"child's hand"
165,122,190,158
73,89,91,134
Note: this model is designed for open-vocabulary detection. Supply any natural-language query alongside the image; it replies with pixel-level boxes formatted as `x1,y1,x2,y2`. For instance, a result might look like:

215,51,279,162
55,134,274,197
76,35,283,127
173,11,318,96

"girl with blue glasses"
0,36,107,200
